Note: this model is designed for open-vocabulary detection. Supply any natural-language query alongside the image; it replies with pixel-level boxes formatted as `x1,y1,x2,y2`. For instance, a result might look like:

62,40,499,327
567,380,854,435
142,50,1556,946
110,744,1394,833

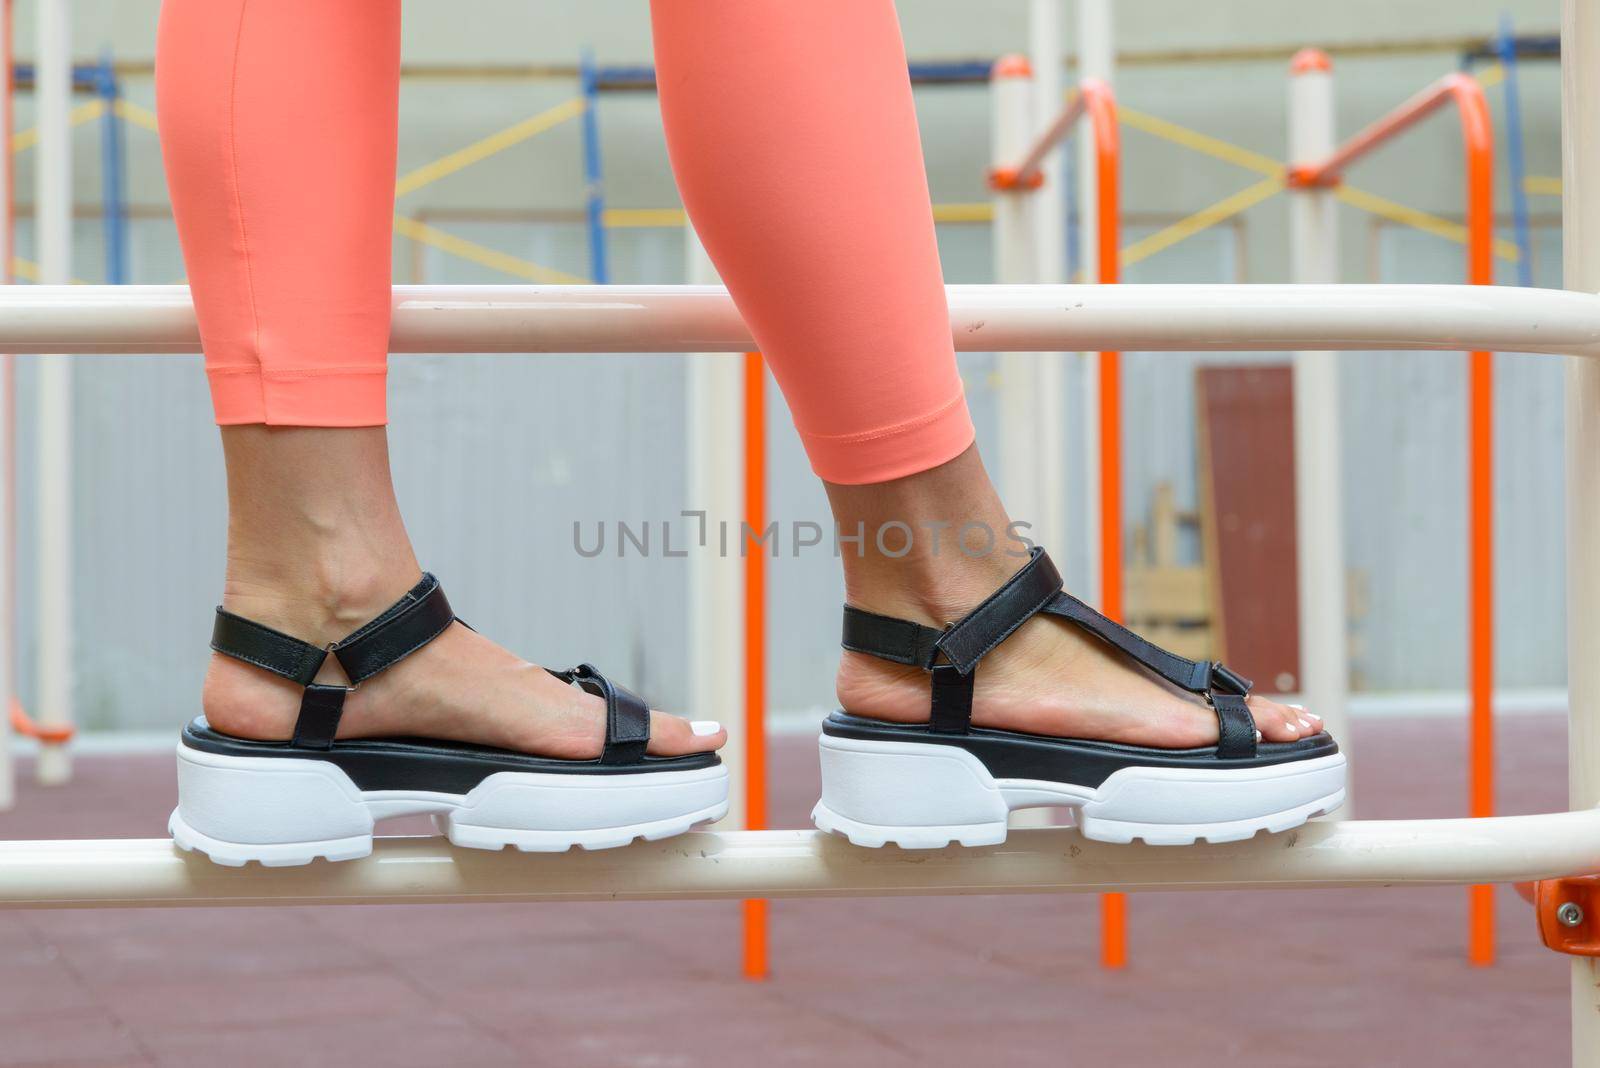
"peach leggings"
156,0,973,485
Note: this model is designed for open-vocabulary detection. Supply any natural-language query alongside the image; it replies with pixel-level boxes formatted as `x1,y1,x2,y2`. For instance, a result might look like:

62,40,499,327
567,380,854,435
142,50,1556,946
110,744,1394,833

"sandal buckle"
1210,662,1253,696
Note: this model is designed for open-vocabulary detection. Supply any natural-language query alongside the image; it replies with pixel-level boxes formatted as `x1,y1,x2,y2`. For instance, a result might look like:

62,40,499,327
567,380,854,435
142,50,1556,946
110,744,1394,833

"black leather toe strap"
556,663,651,765
1212,692,1258,759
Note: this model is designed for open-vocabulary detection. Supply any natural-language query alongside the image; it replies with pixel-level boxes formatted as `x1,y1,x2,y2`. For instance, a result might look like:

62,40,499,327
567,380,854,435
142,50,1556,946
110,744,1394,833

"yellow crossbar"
394,216,589,285
395,98,586,198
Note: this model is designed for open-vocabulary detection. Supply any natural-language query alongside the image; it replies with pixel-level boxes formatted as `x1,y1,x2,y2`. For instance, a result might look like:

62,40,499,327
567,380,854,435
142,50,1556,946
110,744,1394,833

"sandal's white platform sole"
812,733,1347,848
170,743,729,867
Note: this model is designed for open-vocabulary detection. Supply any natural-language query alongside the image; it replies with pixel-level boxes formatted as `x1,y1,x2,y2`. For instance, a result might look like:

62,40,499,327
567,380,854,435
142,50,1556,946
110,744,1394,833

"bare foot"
202,573,726,760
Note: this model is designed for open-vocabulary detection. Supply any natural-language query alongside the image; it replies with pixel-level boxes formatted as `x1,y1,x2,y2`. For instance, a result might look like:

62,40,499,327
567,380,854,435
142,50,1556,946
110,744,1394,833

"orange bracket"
986,165,1045,191
1283,165,1342,190
1529,876,1600,957
9,696,73,744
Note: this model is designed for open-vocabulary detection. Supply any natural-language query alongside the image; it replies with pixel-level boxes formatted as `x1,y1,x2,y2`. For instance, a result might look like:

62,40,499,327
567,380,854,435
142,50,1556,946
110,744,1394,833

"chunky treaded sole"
811,733,1347,848
170,743,729,867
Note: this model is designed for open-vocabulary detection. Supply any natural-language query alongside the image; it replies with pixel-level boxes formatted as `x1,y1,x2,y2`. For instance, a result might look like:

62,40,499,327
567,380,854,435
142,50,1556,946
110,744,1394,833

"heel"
813,734,1009,849
171,744,375,866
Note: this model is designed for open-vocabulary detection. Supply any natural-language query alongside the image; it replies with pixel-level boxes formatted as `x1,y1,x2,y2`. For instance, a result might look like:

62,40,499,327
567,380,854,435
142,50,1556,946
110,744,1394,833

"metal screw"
1557,901,1585,928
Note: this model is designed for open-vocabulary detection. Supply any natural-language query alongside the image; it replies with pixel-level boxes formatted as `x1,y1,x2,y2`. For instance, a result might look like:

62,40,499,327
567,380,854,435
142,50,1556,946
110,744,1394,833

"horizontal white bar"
3,811,1597,908
4,284,1600,356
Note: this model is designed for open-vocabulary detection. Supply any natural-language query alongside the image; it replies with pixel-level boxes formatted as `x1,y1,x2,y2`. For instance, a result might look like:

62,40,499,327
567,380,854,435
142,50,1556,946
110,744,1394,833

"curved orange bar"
990,76,1125,967
1286,70,1496,966
10,697,73,745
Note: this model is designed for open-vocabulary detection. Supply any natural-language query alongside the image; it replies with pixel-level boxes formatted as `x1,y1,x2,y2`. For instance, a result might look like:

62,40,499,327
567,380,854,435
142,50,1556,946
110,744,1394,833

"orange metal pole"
1083,82,1128,972
1289,73,1496,966
1457,80,1497,970
741,350,769,981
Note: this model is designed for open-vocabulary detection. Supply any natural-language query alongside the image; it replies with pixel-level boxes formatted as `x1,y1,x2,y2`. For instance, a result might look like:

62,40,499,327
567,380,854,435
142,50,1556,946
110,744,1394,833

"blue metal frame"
579,49,608,284
579,58,1000,277
13,58,129,284
1496,14,1535,287
589,59,993,92
94,55,126,286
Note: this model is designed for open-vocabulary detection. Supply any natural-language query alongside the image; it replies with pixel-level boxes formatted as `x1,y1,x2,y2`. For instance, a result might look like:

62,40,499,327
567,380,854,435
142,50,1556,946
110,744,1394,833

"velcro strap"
841,607,943,667
1212,693,1258,759
934,547,1064,675
1044,592,1215,694
331,573,456,685
291,684,348,750
211,609,327,686
1210,662,1253,696
561,663,650,765
929,664,975,734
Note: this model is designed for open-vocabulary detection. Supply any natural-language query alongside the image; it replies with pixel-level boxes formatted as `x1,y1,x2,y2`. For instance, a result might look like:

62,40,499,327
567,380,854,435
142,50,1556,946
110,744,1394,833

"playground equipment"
0,271,1599,1060
4,3,1600,1059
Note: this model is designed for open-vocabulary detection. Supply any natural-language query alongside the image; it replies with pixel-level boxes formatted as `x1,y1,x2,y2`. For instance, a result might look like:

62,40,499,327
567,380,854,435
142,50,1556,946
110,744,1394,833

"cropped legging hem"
161,0,974,485
207,365,388,427
801,387,975,485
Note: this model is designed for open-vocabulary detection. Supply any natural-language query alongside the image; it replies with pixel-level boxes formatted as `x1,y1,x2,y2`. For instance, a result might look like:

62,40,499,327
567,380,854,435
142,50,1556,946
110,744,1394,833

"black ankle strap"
840,548,1258,759
210,573,457,750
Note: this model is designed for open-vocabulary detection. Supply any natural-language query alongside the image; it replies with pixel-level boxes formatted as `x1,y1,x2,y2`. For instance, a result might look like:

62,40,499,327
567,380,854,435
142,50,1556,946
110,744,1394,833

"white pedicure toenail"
1254,729,1263,742
1299,717,1314,729
690,720,723,737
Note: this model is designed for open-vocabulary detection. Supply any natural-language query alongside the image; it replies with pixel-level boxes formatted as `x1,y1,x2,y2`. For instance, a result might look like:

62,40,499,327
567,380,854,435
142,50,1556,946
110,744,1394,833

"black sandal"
812,548,1345,848
170,573,728,866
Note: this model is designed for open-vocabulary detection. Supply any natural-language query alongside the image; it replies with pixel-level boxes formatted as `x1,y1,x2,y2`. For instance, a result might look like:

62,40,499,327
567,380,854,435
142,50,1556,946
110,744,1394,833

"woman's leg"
156,0,719,758
653,0,1315,745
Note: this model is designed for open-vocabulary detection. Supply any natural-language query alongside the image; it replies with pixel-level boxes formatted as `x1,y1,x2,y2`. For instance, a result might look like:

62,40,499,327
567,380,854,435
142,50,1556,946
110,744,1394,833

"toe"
1248,696,1305,743
1289,702,1325,735
646,710,727,756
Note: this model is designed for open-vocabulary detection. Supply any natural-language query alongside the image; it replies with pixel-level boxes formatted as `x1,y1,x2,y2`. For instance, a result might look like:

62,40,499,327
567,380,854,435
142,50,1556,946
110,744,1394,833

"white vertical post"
1074,0,1112,606
1026,0,1068,558
0,0,11,812
1286,50,1351,814
991,58,1055,832
1560,1,1600,1059
991,57,1045,543
33,0,71,785
684,228,744,831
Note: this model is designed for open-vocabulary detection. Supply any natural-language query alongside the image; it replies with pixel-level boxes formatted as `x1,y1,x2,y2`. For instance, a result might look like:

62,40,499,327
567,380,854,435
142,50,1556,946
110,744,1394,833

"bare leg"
201,426,724,758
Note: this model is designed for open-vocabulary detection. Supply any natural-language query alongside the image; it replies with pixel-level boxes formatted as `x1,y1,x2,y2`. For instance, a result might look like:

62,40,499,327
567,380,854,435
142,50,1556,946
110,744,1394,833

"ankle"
222,550,422,646
841,543,1026,629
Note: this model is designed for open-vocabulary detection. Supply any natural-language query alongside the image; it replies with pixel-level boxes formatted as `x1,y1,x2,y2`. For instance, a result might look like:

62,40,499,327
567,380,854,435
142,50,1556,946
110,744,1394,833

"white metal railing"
3,813,1598,909
7,280,1599,906
0,282,1597,355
